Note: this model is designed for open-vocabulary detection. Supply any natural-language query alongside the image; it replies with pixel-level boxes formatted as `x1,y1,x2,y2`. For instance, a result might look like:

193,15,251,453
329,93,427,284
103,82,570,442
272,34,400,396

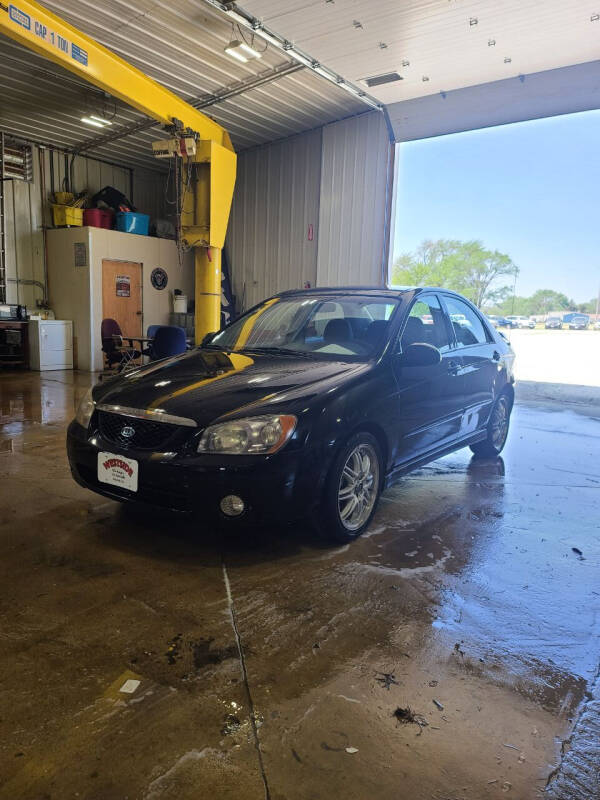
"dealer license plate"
97,452,138,492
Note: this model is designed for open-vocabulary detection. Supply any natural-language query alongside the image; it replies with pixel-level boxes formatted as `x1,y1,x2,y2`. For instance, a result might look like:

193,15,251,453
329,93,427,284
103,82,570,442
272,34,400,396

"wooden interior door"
102,260,142,337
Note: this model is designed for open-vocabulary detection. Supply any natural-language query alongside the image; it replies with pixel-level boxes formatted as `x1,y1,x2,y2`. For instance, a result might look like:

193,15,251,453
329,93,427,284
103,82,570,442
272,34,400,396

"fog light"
220,495,245,517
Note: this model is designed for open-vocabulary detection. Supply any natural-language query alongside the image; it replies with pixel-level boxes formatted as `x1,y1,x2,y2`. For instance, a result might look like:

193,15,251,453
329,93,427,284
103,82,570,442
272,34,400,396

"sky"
392,109,600,304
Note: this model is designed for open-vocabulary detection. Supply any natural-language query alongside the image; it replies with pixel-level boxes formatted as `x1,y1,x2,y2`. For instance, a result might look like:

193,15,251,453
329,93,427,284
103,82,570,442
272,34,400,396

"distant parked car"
545,317,562,329
507,315,535,329
568,316,589,330
487,315,514,329
595,319,600,330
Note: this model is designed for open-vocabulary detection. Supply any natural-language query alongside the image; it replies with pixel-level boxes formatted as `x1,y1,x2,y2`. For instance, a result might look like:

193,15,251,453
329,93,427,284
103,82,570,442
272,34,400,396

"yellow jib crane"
0,0,237,344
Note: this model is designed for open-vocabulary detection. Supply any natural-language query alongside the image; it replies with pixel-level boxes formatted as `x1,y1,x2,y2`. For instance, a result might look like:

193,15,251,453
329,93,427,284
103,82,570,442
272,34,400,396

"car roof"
275,286,475,302
277,286,414,299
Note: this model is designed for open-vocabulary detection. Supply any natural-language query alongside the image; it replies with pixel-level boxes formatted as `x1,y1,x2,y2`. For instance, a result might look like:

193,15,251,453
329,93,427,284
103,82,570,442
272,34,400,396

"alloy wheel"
491,396,509,448
337,443,380,531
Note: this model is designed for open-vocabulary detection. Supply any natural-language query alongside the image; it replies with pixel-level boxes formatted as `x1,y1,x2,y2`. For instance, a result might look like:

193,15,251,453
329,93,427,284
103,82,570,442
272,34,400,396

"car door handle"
447,360,461,376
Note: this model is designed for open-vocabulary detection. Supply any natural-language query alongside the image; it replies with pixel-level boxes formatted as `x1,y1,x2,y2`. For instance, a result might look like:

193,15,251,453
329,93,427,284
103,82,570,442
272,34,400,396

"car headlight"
75,388,95,428
198,414,297,455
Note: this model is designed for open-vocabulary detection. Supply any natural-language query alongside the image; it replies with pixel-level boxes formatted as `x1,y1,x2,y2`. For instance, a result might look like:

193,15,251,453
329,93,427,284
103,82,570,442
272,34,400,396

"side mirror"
201,331,217,347
399,342,441,367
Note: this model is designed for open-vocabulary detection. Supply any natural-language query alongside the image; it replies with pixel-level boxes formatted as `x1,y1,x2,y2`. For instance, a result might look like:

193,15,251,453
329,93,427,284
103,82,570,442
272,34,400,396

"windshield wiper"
240,346,316,358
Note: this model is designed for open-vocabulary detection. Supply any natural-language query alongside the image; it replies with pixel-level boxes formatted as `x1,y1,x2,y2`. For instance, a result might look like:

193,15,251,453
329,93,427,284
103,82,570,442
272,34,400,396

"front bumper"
67,421,323,524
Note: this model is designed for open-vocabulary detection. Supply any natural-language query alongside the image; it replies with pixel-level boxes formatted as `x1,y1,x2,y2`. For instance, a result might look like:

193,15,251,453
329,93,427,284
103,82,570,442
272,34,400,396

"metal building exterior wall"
226,111,392,311
316,112,392,287
227,128,322,311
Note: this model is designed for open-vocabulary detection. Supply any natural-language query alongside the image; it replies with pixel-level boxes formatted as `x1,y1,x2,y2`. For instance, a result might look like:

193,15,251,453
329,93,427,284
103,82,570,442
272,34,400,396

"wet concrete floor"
0,370,599,800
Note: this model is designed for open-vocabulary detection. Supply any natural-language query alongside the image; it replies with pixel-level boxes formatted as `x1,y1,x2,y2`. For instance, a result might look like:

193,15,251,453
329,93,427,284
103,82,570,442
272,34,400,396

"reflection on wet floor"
0,370,599,799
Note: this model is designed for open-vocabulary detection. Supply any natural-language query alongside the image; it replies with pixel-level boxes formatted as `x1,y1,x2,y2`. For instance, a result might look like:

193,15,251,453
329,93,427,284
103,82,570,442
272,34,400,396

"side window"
400,295,452,353
443,296,489,347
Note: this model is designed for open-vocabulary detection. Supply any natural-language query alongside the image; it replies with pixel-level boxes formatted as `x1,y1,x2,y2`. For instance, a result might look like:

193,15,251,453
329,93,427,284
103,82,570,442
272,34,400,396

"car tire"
314,431,383,544
470,392,512,458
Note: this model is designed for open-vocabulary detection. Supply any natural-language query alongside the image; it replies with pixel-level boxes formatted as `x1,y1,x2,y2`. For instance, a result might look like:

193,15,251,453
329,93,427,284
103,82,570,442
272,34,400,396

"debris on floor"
221,714,242,735
572,547,585,560
375,670,399,689
119,678,140,694
345,747,359,754
166,634,183,665
393,706,428,731
432,699,444,711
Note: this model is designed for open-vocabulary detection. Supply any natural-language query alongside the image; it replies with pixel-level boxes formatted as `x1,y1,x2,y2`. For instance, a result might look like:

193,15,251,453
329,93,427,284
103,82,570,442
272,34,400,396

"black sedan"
68,288,515,542
545,317,562,329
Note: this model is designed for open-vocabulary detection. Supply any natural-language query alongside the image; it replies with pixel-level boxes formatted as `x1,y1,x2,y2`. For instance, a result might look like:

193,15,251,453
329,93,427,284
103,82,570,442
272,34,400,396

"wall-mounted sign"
73,242,87,267
116,275,130,297
151,267,168,290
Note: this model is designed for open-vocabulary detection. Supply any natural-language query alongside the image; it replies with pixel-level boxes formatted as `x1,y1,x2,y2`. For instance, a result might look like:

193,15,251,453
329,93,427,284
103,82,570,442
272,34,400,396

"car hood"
94,348,369,427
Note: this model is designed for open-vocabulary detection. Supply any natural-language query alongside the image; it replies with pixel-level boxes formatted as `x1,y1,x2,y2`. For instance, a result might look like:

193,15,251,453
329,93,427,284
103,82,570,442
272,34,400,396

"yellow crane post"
0,0,236,343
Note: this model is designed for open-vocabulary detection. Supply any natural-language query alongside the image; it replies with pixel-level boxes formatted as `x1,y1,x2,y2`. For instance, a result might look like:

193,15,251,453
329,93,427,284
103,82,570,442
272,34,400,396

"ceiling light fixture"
224,39,262,62
225,44,247,62
81,116,110,128
89,115,112,125
206,0,382,111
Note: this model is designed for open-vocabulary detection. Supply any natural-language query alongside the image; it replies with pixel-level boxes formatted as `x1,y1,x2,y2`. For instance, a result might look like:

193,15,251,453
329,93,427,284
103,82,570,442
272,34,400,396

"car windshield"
208,295,400,361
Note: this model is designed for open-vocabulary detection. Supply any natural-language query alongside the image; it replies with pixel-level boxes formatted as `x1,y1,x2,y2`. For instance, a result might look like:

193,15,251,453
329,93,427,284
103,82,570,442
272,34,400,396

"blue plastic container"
116,212,150,235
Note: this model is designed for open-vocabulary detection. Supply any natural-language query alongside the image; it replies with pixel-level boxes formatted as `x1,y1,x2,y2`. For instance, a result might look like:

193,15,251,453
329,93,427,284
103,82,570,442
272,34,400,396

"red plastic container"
83,209,114,229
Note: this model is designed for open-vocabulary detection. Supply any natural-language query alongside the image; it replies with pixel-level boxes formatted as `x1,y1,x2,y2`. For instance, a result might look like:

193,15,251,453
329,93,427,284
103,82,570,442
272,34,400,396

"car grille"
98,411,180,450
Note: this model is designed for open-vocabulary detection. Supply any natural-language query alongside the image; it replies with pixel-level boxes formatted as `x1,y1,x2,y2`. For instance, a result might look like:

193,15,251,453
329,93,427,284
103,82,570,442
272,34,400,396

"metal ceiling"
242,0,600,106
0,0,365,169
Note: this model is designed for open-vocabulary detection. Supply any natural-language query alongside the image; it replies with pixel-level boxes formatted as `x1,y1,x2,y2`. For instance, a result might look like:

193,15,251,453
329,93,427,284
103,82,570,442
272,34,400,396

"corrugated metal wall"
317,113,392,287
7,111,391,313
3,143,167,308
226,111,392,311
227,128,322,311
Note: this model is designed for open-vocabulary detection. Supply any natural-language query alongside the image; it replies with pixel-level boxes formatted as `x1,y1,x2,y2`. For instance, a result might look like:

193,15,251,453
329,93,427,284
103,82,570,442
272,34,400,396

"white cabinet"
28,320,73,371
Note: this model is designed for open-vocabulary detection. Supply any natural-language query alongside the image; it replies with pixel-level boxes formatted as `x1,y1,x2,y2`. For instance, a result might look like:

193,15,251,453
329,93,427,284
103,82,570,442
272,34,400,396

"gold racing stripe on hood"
148,297,281,412
147,352,255,410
